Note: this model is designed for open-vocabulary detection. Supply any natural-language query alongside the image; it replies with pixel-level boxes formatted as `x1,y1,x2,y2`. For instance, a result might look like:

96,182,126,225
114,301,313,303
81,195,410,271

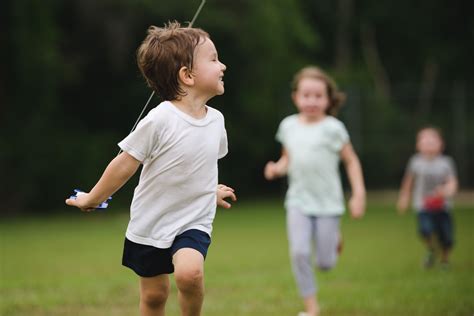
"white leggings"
286,207,340,298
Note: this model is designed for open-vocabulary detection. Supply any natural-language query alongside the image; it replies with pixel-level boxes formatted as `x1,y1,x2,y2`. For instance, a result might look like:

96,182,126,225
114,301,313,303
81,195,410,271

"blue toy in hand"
69,189,112,210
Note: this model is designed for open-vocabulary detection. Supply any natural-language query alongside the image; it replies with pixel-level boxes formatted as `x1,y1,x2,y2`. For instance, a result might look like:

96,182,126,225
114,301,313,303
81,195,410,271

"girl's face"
292,77,330,121
416,129,443,156
192,37,226,98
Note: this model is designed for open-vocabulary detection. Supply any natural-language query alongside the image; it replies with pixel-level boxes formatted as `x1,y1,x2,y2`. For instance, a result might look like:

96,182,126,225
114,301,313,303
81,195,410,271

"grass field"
1,193,473,315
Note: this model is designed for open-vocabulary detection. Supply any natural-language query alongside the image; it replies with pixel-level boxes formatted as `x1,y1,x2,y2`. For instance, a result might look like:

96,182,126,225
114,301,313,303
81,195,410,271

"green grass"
1,195,473,315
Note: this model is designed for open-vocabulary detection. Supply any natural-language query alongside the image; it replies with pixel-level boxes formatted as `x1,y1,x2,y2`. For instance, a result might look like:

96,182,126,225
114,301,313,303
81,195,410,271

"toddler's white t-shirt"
406,154,457,211
118,101,228,248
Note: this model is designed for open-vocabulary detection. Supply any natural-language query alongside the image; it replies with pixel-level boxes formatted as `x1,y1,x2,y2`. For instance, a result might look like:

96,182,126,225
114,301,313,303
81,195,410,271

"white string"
117,91,155,155
189,0,206,27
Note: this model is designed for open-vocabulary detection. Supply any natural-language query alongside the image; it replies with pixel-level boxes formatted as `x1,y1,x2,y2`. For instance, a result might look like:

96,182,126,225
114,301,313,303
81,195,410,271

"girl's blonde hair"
291,66,346,116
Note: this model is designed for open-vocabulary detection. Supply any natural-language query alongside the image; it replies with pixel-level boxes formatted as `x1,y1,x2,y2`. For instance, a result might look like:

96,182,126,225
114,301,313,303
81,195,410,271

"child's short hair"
291,66,346,116
137,21,209,101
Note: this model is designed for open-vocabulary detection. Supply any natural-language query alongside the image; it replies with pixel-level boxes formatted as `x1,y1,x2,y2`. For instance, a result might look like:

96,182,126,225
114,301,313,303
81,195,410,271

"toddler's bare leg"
173,248,205,316
440,248,451,262
139,274,170,316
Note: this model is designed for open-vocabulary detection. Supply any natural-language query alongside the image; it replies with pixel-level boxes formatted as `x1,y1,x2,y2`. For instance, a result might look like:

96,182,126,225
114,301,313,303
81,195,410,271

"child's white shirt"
276,115,349,216
118,101,228,248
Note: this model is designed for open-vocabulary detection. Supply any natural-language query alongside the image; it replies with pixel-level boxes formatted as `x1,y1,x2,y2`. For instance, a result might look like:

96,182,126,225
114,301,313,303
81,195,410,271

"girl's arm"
66,152,141,211
397,171,413,213
340,143,366,218
264,147,289,180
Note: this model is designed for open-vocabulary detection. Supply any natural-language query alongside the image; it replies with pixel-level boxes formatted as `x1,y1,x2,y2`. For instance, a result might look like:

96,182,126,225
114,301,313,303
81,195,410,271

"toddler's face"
292,77,329,120
192,37,226,98
416,129,443,156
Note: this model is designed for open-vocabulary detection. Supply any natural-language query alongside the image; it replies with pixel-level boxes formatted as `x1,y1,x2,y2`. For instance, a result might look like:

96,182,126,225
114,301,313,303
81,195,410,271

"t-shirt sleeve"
407,156,417,174
330,121,350,152
118,113,159,163
446,156,457,178
218,119,228,159
275,121,285,144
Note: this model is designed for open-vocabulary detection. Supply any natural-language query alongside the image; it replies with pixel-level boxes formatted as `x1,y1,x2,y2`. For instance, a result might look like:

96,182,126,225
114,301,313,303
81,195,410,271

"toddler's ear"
178,66,194,86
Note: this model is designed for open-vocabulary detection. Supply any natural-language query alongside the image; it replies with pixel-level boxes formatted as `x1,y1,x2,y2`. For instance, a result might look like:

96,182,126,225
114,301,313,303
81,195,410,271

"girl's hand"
217,184,237,209
349,194,365,219
65,192,99,212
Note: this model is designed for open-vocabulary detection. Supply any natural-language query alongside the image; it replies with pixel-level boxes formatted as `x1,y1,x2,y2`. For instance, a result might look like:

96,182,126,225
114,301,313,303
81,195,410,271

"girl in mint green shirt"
264,66,366,316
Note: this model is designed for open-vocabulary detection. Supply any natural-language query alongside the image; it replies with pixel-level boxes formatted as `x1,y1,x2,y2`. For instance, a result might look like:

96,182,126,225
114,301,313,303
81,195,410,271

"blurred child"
264,66,366,316
66,22,236,316
397,126,458,269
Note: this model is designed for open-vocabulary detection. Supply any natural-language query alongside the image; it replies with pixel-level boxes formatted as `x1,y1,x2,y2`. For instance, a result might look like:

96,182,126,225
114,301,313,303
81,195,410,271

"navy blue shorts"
417,210,454,249
122,229,211,277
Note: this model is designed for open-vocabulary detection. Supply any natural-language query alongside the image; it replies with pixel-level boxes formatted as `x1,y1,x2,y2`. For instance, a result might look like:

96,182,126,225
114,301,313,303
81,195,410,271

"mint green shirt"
276,115,349,216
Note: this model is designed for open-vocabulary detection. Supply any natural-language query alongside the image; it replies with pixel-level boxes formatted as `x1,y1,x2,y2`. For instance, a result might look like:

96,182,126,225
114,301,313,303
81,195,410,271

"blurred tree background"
2,0,473,214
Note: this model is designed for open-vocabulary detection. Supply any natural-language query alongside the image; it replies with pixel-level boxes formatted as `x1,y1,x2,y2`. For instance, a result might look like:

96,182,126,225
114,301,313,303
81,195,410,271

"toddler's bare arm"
397,172,414,213
435,175,458,198
66,152,141,211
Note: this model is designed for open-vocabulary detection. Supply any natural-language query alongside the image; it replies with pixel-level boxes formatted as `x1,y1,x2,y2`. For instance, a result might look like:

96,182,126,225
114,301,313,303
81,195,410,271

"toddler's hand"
217,184,237,209
396,196,409,214
433,186,448,198
65,192,99,212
